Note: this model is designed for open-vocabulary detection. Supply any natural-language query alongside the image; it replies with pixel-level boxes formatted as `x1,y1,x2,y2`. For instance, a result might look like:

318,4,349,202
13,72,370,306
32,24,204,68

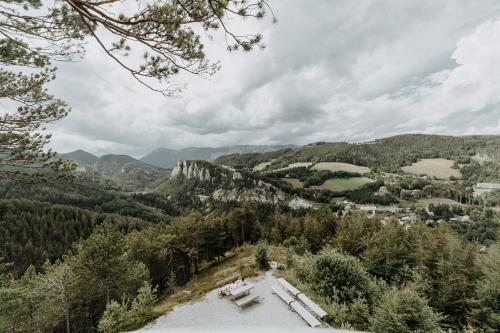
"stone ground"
133,269,365,333
135,271,308,330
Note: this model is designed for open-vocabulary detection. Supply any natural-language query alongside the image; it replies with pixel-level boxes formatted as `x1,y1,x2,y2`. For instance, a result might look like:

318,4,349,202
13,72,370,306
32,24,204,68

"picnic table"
229,284,254,298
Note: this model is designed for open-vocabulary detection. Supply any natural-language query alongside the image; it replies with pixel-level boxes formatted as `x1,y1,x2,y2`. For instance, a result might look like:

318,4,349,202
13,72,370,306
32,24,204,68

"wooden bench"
278,278,300,296
271,285,294,305
298,293,327,319
290,300,321,328
278,278,327,319
235,294,259,308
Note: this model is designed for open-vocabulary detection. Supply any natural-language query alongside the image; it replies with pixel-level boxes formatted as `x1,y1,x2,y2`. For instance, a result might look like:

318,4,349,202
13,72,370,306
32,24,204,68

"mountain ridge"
140,144,297,168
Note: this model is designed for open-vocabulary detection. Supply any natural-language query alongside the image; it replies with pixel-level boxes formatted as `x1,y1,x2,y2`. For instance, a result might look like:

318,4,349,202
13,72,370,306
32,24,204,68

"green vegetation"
0,0,271,181
98,282,157,333
301,249,375,305
370,285,443,333
279,215,499,332
255,242,270,270
311,177,374,192
216,134,500,180
280,178,304,188
1,134,499,333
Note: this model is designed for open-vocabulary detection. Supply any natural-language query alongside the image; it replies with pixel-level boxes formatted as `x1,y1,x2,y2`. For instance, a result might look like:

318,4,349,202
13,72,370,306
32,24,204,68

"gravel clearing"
135,271,310,330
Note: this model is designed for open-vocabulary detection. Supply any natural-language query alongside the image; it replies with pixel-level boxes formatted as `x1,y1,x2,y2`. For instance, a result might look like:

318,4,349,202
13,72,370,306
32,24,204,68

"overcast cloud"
46,0,500,157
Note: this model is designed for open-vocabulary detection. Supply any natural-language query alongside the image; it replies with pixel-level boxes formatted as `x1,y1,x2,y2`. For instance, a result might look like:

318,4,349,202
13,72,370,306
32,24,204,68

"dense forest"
216,134,500,178
5,0,498,331
1,180,499,332
1,134,499,333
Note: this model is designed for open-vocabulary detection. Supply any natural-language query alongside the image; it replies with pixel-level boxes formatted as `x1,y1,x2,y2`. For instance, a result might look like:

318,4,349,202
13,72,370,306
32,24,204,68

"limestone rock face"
288,198,313,209
171,160,217,182
170,160,307,209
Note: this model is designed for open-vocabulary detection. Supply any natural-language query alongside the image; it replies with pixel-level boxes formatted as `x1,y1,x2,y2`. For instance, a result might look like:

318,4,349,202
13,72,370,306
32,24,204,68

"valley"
1,134,499,333
3,2,500,332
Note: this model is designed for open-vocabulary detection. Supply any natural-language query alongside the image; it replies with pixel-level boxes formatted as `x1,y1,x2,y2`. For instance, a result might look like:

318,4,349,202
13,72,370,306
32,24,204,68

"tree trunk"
65,309,71,333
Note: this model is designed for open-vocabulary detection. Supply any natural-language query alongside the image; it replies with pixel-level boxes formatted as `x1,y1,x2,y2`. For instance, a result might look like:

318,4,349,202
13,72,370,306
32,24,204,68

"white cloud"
46,0,500,156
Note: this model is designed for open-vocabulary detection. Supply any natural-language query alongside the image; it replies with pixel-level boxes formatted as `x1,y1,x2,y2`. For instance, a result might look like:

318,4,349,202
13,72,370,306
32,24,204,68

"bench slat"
235,294,259,307
278,278,300,296
298,293,327,319
271,285,294,304
290,301,321,328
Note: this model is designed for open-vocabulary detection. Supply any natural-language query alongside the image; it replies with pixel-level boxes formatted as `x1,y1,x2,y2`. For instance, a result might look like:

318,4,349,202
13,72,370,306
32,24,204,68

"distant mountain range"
60,145,296,190
60,151,170,191
140,145,296,168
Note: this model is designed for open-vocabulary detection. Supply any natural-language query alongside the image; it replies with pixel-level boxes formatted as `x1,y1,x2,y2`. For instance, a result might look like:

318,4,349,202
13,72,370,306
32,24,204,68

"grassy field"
311,162,370,174
272,162,313,172
401,158,460,179
311,177,374,192
253,161,272,171
281,178,304,188
417,198,463,207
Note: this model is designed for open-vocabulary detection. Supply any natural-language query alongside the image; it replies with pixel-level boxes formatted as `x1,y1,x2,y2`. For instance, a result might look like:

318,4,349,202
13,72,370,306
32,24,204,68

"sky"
46,0,500,157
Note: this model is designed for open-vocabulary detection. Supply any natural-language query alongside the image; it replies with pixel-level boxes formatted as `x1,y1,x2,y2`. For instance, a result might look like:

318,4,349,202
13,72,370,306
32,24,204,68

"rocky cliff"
166,160,307,207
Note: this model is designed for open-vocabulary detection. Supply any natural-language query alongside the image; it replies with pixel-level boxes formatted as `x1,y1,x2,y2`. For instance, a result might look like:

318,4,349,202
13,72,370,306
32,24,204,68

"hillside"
215,134,500,178
60,149,98,167
62,152,170,191
157,160,310,208
141,145,296,168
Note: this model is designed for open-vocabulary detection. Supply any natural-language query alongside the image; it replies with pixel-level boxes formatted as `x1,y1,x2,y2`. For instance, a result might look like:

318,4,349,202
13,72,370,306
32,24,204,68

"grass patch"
253,161,272,171
401,158,460,179
273,162,313,172
281,178,304,188
416,198,463,207
311,162,370,174
153,245,257,316
311,177,374,192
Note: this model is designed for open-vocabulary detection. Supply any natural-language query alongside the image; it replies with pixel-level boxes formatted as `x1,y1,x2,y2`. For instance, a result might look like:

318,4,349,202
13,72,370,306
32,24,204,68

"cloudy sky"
47,0,500,157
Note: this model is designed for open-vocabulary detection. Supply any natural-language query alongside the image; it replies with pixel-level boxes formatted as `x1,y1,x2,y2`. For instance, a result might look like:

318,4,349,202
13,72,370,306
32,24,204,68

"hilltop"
61,151,170,191
157,160,309,208
215,134,500,177
140,145,296,168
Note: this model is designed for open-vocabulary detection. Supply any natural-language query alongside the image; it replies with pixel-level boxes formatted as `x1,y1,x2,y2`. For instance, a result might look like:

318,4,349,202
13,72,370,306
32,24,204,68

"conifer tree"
0,0,272,179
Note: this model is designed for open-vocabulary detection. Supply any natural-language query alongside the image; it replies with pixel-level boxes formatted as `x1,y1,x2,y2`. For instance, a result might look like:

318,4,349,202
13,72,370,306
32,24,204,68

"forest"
1,176,499,332
2,0,498,332
215,134,500,178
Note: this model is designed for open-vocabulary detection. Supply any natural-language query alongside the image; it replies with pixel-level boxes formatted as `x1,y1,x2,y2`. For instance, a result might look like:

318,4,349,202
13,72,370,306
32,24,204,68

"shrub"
370,285,443,333
98,282,157,333
255,242,270,270
306,249,374,305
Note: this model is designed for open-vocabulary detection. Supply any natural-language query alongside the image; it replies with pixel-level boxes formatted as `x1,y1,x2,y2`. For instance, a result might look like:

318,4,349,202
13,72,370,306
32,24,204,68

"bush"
370,285,443,333
306,249,374,305
255,242,270,270
98,282,157,333
472,242,500,332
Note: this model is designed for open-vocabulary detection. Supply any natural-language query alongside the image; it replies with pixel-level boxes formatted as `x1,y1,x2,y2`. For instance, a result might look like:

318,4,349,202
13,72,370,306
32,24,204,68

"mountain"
62,151,170,191
157,160,311,208
60,149,98,167
140,145,296,168
215,134,500,175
